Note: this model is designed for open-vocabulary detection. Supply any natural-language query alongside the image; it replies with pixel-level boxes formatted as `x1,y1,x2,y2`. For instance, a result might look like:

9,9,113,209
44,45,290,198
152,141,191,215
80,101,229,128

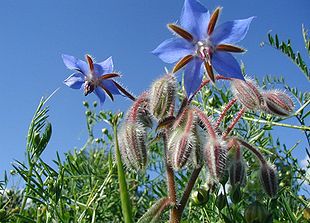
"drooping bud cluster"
259,162,278,197
118,92,151,170
261,90,294,117
230,77,295,117
149,73,177,120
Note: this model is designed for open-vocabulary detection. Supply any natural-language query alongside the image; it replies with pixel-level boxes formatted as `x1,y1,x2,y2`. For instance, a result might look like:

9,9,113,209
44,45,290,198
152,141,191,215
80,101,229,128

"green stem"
17,153,34,223
113,124,133,223
202,105,310,131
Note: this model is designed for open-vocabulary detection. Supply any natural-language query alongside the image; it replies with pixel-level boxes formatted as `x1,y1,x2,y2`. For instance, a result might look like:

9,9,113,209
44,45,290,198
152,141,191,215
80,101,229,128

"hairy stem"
237,138,266,164
215,98,237,130
176,167,202,220
162,132,178,223
222,107,246,139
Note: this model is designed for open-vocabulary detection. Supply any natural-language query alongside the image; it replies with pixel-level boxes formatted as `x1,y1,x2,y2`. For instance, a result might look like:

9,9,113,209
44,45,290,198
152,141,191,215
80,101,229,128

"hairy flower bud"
149,74,176,120
261,90,294,117
245,201,271,223
118,93,151,170
168,109,197,169
204,139,227,181
231,77,263,110
118,121,147,170
259,163,278,197
227,139,246,186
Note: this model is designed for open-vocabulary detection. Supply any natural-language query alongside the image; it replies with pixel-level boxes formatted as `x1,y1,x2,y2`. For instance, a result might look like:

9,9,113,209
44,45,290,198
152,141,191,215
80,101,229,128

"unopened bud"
118,121,147,170
259,163,278,197
191,188,209,205
127,92,152,128
231,77,263,110
245,201,271,223
204,139,227,181
261,90,294,117
228,140,246,187
168,109,197,169
149,74,176,120
216,192,226,210
230,184,242,204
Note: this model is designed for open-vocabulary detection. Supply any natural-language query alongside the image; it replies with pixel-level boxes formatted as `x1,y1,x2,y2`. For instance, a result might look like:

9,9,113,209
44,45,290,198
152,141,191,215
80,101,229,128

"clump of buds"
149,73,176,120
118,92,151,170
261,90,294,117
231,77,263,110
259,162,278,197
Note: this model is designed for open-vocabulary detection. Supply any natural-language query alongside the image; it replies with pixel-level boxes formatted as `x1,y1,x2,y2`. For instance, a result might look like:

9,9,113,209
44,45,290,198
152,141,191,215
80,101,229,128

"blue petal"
62,54,88,74
63,72,85,89
102,79,121,95
212,52,244,80
95,56,114,76
184,57,203,98
152,38,194,63
210,17,255,45
94,88,106,105
180,0,210,39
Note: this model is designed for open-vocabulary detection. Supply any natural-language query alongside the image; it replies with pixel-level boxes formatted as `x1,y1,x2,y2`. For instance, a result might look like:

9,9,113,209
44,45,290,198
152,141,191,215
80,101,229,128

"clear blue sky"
0,0,309,185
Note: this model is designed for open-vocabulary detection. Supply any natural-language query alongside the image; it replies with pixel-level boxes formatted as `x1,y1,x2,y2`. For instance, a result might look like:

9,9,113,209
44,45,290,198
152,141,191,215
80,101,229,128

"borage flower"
152,0,254,98
62,54,135,104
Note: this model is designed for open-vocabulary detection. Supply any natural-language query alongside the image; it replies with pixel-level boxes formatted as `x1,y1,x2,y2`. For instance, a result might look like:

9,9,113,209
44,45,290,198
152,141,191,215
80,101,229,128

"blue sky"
0,0,309,186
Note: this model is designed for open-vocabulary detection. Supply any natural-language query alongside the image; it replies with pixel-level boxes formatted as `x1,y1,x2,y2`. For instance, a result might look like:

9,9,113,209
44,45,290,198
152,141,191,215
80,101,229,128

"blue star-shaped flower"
152,0,254,98
62,54,134,105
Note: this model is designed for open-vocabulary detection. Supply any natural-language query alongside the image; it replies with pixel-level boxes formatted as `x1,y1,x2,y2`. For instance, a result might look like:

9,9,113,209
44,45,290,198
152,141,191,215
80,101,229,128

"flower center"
195,40,214,61
84,75,100,96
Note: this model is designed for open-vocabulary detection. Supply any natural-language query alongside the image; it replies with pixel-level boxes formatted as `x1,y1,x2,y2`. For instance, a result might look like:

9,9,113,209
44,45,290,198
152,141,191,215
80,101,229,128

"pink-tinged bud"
118,121,147,170
259,163,278,197
168,109,197,169
261,90,294,117
189,126,205,168
127,92,152,128
149,74,176,120
231,77,263,110
204,139,227,181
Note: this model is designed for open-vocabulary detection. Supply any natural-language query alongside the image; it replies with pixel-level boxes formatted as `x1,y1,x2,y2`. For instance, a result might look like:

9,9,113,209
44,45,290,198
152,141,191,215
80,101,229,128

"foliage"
0,7,310,223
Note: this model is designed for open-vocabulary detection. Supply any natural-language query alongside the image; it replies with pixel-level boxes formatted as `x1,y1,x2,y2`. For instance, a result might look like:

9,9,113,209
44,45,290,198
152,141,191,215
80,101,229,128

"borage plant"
60,0,302,223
